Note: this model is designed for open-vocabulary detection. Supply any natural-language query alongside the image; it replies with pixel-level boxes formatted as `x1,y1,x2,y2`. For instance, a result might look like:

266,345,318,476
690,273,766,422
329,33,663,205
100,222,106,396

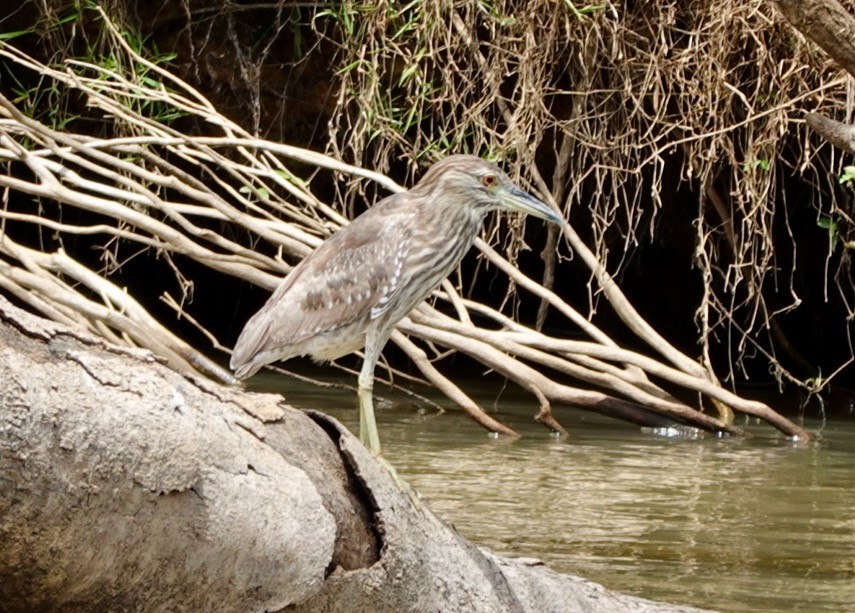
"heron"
230,155,562,453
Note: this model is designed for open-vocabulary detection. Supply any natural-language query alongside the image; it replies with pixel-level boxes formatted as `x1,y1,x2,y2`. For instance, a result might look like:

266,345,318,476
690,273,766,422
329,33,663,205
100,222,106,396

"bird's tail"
230,313,273,379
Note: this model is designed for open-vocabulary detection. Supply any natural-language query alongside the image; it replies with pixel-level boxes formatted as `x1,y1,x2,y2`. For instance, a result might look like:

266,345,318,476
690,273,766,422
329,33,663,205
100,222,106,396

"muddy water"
254,372,855,612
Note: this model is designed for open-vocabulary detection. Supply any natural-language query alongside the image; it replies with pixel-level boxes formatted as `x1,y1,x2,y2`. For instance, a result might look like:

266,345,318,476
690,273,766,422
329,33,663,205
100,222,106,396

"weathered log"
0,294,708,612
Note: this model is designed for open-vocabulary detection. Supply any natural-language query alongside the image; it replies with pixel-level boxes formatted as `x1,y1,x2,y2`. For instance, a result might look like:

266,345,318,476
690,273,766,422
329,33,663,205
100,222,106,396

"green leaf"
239,185,269,200
273,168,309,189
0,30,32,41
743,158,770,173
818,216,839,246
804,371,823,392
398,62,419,86
562,1,606,19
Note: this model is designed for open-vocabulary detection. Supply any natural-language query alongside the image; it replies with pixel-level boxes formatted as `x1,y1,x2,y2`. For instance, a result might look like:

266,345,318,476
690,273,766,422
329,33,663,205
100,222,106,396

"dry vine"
318,0,854,393
0,10,812,440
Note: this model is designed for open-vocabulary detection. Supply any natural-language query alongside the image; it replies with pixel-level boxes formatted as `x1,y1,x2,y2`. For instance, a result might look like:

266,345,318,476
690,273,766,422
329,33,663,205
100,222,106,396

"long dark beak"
501,186,564,224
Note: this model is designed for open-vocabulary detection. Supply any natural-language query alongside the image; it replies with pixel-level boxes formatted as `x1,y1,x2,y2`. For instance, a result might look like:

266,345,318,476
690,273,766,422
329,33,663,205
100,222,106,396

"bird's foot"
357,383,420,506
375,454,422,509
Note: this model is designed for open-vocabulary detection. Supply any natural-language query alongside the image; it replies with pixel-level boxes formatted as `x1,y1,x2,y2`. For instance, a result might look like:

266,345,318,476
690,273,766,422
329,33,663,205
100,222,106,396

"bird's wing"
232,196,412,369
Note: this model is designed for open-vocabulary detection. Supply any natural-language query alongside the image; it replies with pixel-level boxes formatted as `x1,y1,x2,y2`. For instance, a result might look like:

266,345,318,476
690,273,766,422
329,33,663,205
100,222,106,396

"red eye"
481,174,497,188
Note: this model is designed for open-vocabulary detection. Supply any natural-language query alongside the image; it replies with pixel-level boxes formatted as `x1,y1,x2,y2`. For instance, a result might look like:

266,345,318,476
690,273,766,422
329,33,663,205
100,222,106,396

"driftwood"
0,20,811,441
0,294,709,612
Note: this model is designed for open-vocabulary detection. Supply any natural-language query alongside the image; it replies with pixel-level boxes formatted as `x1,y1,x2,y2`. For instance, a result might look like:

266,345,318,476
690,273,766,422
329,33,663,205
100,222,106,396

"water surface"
254,372,855,612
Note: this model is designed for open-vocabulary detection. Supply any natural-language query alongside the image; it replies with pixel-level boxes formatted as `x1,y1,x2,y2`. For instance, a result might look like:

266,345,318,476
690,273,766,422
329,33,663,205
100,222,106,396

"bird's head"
413,154,563,224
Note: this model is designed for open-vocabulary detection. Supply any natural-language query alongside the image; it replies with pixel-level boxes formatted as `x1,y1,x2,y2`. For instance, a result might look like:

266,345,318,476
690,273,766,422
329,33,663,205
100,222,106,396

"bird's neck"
425,195,486,239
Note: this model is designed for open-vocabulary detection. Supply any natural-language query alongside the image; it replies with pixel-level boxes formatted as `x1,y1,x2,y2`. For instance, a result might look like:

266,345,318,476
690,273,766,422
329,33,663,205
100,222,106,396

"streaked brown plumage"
231,155,562,452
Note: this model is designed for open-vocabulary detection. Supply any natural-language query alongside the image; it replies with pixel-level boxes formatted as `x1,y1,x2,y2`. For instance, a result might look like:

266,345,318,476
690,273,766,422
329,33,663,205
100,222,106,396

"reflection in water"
254,372,855,613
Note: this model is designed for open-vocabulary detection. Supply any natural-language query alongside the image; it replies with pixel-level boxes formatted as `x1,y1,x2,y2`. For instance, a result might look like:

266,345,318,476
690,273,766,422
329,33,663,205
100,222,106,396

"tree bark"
0,295,708,612
773,0,855,79
806,112,855,154
773,0,855,154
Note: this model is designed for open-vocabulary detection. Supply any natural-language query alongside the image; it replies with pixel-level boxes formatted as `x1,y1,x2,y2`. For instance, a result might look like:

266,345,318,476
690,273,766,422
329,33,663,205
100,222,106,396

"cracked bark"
773,0,855,153
0,295,708,612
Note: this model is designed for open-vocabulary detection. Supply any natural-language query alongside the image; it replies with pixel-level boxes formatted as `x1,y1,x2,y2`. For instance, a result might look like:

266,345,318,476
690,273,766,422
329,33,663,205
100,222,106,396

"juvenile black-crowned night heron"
231,155,562,453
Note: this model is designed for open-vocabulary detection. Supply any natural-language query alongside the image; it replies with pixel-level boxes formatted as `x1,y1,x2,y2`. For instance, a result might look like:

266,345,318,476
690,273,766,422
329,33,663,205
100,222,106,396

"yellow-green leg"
358,332,419,506
358,336,382,454
358,375,382,453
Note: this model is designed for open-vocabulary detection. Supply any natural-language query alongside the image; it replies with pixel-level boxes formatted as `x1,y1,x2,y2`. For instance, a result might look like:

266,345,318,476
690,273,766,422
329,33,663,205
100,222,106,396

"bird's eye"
481,174,497,188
